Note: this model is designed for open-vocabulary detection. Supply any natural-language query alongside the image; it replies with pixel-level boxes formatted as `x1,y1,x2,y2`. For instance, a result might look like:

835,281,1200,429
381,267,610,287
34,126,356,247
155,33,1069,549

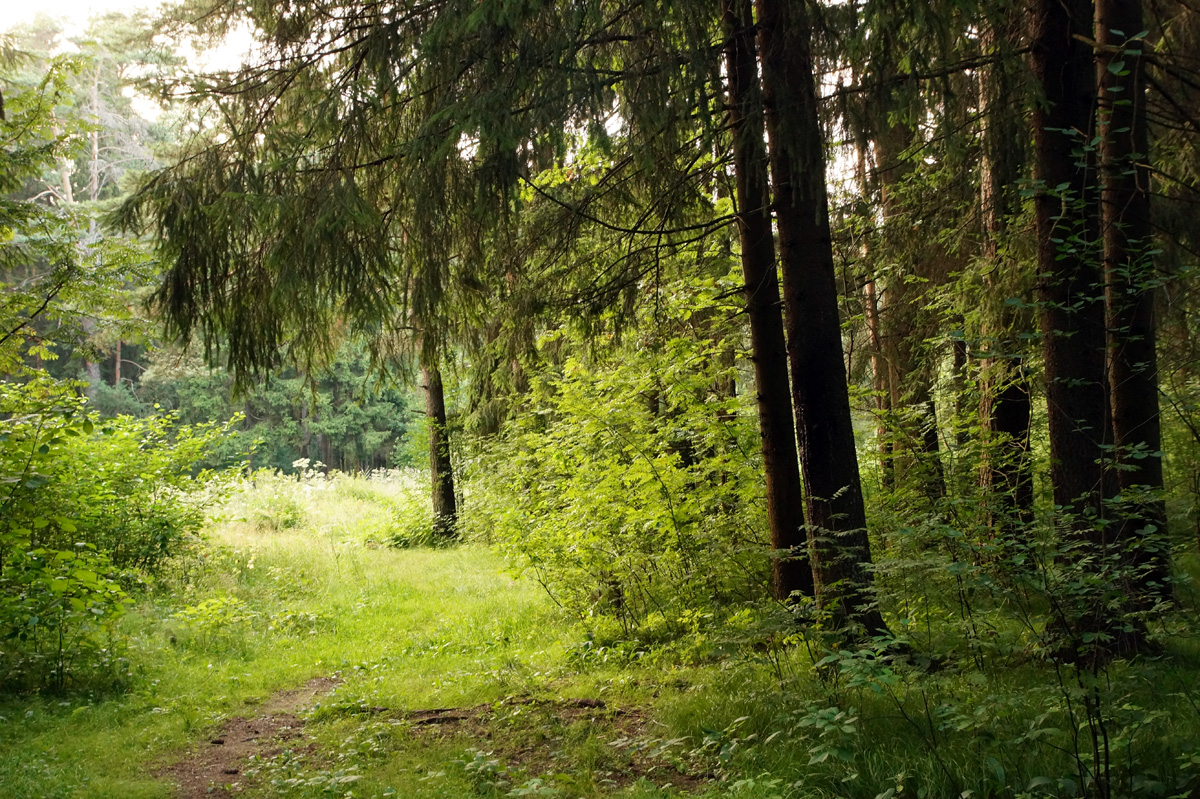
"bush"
0,377,236,691
245,476,310,533
464,327,769,635
0,545,132,692
223,465,438,548
326,469,436,547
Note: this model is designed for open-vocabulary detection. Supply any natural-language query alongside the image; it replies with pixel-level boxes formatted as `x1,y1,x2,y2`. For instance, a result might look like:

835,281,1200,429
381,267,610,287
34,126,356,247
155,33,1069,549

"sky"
0,0,164,36
1,0,255,122
1,0,255,81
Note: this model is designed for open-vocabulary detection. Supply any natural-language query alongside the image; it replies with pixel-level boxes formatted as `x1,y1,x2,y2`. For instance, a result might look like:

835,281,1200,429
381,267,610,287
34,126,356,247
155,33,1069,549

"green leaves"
1,377,235,691
468,268,763,635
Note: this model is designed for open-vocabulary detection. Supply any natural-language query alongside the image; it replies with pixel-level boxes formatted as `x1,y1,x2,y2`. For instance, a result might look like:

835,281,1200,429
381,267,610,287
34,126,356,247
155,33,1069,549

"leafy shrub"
266,608,326,636
0,545,132,692
382,488,437,548
463,285,770,634
329,469,436,547
0,377,235,691
169,595,258,651
245,477,309,533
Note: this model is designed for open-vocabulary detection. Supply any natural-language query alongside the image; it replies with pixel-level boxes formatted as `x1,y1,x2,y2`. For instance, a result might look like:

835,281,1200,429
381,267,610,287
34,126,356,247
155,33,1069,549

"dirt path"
161,676,338,798
161,684,712,797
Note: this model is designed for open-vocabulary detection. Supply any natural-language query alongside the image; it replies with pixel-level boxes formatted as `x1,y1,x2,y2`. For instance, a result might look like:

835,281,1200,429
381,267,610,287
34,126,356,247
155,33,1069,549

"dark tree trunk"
79,317,101,398
756,0,885,633
422,362,458,539
721,0,813,601
319,433,331,468
1095,0,1171,596
914,391,946,501
978,19,1034,530
1029,0,1115,534
299,393,313,461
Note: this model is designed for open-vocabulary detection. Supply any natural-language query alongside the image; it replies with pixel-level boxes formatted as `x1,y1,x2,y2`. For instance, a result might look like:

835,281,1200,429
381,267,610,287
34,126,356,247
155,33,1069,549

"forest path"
161,676,338,798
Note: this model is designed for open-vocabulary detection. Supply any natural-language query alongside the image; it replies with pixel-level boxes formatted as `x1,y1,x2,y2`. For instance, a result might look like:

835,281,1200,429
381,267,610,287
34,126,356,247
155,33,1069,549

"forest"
3,0,1200,797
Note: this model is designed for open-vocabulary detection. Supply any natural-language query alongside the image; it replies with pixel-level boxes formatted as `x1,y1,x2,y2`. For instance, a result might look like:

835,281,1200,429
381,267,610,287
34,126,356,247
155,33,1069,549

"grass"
3,470,1200,799
0,471,574,797
0,470,714,799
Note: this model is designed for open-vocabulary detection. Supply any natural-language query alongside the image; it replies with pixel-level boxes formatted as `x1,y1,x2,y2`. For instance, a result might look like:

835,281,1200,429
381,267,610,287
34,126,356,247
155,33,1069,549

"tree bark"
1029,0,1115,534
422,362,458,539
855,130,895,493
721,0,813,601
78,316,102,398
864,277,894,491
298,384,313,463
89,70,100,205
756,0,885,633
1095,0,1171,596
978,19,1034,531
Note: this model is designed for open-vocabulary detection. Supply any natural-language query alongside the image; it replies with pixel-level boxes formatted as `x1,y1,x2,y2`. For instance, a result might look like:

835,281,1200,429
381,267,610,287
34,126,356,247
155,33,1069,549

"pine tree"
720,0,812,601
1095,0,1171,598
756,0,885,632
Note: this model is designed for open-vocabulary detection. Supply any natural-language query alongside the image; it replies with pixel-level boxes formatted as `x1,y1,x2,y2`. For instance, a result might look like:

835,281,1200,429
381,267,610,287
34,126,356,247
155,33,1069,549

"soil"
161,676,338,798
162,684,713,796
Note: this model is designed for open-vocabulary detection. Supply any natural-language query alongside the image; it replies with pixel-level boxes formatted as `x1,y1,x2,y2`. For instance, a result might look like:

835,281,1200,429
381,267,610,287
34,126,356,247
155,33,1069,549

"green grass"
4,472,1200,799
0,471,576,798
0,471,706,798
0,538,566,797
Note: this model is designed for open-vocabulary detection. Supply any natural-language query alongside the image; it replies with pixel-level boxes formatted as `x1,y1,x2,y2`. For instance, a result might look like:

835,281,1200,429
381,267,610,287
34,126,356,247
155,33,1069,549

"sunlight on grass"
4,471,1200,799
0,470,583,799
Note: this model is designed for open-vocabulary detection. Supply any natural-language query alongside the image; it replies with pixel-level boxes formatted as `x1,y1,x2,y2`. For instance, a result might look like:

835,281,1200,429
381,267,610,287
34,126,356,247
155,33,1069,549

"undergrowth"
0,471,1198,799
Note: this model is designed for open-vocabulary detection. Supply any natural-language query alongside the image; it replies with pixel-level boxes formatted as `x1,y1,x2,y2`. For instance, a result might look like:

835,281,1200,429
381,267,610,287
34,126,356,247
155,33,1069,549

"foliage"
0,377,235,691
135,342,421,473
243,471,310,533
465,272,768,634
169,594,258,653
0,470,1194,798
0,544,131,695
1,55,151,373
6,2,1200,797
0,28,165,398
221,465,436,548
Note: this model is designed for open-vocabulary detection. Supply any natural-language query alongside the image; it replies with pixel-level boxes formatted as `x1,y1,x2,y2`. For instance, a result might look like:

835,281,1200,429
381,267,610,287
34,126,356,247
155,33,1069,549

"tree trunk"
78,317,101,398
856,142,893,492
978,19,1034,531
721,0,813,601
53,123,74,205
89,69,100,213
756,0,885,634
1029,0,1115,533
1095,0,1171,597
299,392,313,462
864,277,894,491
422,362,458,539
